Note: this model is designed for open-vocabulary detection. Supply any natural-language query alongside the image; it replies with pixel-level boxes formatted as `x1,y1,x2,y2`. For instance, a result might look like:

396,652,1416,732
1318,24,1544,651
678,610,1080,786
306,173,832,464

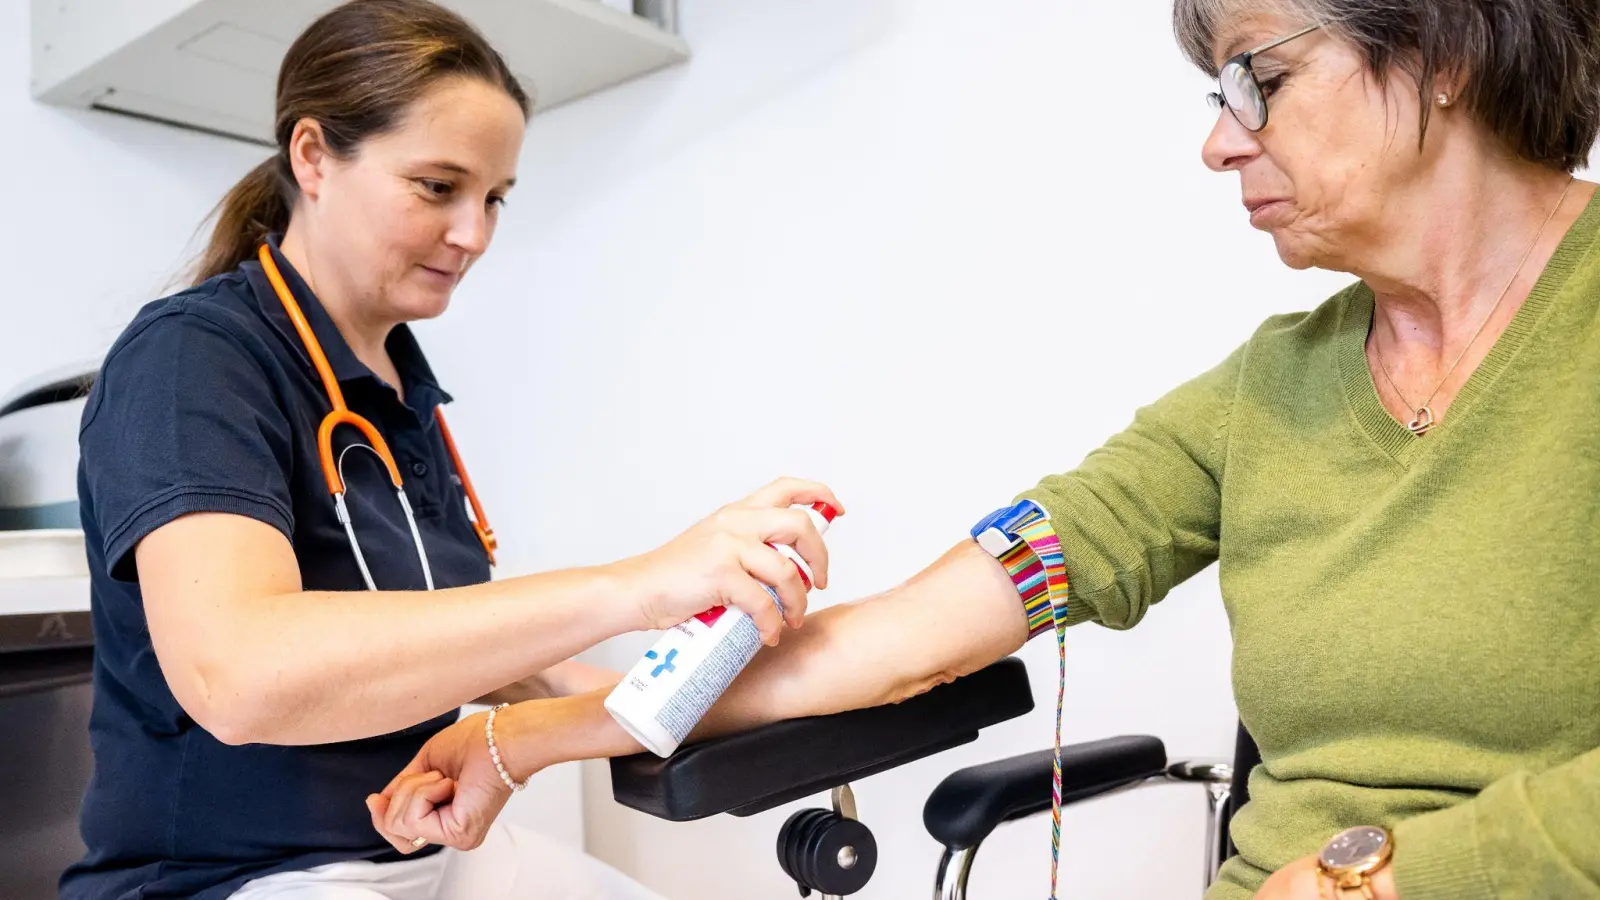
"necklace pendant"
1408,406,1437,435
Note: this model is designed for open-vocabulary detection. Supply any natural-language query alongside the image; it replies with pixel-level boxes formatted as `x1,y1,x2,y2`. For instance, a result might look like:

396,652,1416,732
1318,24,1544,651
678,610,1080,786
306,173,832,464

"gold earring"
1436,92,1451,107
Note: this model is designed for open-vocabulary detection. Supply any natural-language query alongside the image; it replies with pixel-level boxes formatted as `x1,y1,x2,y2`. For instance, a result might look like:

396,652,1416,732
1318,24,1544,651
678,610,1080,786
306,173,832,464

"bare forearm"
499,541,1030,771
475,660,623,706
196,568,637,746
148,480,851,749
715,540,1030,726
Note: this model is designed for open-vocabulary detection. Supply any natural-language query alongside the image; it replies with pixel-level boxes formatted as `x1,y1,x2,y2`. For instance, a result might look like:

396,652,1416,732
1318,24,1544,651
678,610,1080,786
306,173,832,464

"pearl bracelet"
486,703,530,793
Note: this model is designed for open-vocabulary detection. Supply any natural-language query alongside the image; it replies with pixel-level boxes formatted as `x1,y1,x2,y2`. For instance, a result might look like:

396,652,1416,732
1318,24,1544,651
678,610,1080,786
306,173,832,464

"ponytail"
191,156,293,286
185,0,529,288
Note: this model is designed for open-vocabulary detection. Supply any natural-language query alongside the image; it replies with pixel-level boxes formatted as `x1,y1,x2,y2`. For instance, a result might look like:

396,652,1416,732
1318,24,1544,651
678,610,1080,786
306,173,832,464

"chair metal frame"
930,723,1259,899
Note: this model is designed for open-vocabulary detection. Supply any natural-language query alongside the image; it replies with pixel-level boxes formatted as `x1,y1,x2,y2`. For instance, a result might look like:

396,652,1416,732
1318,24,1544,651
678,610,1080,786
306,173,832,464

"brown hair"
191,0,531,284
1173,0,1600,172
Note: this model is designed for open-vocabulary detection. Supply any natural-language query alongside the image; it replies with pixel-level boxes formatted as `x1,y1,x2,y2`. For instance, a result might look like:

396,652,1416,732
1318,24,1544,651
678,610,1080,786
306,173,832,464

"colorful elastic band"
1012,516,1071,900
998,539,1055,639
971,498,1072,898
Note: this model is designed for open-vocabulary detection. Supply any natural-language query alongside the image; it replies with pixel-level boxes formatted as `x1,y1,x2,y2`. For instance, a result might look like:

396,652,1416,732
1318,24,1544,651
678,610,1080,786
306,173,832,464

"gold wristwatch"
1316,825,1393,899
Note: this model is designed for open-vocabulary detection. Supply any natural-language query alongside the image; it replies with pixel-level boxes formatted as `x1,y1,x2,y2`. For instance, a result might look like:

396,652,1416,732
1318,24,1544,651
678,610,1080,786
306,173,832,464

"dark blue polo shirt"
61,235,492,900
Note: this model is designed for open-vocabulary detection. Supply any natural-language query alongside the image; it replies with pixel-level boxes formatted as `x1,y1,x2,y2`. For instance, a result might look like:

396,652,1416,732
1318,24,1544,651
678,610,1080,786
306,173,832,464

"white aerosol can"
604,501,839,757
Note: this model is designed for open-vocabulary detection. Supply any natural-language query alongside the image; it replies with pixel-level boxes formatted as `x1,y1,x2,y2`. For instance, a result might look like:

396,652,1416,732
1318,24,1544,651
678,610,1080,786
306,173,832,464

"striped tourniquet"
1014,516,1070,900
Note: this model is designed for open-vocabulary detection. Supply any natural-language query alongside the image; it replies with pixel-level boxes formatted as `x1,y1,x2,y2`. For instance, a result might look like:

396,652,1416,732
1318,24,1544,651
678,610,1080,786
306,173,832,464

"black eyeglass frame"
1206,23,1321,131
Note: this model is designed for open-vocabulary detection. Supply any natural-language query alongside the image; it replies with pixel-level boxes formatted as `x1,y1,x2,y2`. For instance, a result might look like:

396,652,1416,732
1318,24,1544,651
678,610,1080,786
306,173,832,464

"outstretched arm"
534,539,1027,755
472,659,624,705
369,540,1028,852
369,339,1251,851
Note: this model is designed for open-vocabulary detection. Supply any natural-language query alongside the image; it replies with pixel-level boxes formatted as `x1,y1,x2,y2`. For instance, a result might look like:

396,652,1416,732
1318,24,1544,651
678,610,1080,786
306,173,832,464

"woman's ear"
286,118,331,201
1430,67,1468,110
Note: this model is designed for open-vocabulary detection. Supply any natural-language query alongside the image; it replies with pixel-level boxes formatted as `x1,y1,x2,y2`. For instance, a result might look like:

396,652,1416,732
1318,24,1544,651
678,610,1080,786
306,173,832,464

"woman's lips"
1246,198,1291,228
418,265,458,286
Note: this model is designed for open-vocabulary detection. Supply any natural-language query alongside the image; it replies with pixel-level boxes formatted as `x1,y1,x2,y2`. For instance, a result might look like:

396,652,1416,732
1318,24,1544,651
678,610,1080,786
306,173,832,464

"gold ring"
410,836,428,849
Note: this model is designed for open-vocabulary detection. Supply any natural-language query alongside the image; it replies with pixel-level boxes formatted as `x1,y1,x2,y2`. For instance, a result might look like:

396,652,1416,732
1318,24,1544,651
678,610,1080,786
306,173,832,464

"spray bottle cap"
783,502,840,588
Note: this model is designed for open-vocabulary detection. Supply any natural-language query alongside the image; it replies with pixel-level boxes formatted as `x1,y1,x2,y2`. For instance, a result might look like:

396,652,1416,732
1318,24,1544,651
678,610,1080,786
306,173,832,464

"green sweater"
1020,191,1600,900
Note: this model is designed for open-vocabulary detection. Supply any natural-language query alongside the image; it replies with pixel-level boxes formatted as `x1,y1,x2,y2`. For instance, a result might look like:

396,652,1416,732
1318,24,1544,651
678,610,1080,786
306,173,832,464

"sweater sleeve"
1392,745,1600,900
1015,340,1245,631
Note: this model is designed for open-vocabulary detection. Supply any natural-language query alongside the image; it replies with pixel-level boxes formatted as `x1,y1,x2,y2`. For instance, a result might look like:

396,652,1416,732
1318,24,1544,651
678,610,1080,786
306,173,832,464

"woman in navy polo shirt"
61,2,839,898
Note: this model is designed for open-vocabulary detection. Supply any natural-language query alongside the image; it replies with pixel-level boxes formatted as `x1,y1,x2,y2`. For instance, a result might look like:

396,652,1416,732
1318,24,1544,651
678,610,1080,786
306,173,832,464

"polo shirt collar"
245,234,453,408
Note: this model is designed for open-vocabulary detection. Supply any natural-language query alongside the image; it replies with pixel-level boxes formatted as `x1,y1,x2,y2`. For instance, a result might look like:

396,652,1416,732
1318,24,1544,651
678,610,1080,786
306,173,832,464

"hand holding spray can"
604,501,839,757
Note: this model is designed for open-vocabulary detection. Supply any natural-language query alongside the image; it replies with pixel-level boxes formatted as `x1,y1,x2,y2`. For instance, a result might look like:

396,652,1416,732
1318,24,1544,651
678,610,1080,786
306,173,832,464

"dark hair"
191,0,531,284
1173,0,1600,172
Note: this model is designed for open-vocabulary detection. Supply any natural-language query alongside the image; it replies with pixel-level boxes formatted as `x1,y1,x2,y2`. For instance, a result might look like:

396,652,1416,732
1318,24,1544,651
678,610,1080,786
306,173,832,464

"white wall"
417,1,1356,897
1,3,252,390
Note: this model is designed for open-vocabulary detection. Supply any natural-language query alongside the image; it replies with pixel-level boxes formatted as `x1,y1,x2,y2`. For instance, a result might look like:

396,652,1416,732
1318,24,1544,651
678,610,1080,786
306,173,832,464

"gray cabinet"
0,643,95,899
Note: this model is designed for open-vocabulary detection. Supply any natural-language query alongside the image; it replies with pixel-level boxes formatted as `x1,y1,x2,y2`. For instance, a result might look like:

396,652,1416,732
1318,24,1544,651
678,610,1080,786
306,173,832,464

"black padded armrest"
923,734,1167,850
610,657,1034,821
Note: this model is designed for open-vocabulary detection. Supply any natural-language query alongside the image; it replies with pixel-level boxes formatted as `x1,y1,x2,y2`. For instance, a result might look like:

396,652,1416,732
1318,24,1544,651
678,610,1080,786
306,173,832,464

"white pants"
229,823,667,900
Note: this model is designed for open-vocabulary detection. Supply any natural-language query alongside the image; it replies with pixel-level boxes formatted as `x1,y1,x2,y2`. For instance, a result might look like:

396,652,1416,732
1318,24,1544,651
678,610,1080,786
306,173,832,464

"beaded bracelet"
486,703,530,793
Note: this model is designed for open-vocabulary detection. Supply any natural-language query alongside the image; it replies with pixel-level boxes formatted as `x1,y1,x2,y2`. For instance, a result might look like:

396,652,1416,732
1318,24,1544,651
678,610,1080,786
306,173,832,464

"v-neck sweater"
1019,192,1600,899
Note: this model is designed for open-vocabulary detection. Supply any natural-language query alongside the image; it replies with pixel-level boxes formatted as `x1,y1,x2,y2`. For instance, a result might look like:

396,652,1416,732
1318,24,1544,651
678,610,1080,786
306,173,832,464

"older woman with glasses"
370,3,1600,899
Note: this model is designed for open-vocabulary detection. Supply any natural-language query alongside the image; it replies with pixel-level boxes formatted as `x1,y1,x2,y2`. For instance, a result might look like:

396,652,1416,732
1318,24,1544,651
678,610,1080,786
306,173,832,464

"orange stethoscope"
258,245,497,590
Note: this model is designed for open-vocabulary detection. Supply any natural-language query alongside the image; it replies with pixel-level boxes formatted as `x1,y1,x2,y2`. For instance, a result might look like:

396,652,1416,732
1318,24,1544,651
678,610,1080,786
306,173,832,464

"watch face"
1320,826,1389,869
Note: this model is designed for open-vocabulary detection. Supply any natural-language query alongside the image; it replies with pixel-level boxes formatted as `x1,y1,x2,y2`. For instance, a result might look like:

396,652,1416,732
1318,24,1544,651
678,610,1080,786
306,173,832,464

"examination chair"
610,658,1254,898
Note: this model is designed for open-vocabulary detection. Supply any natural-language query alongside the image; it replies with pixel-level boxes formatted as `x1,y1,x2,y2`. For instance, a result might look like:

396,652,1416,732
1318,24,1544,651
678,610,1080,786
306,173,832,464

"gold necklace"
1373,176,1575,435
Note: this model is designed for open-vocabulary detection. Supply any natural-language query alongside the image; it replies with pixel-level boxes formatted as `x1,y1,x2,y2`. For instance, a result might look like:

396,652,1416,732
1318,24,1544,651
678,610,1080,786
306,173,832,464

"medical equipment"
0,364,97,536
605,502,838,757
0,365,99,898
924,730,1247,899
610,658,1251,899
0,365,96,645
969,499,1072,895
258,245,497,590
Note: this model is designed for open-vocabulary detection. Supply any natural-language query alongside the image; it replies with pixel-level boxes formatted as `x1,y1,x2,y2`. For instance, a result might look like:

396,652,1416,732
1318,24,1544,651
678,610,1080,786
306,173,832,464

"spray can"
604,501,839,757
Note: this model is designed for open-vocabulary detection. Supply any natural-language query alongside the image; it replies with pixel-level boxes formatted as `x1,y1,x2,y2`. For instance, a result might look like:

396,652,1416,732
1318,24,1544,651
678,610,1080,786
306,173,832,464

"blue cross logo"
645,648,679,678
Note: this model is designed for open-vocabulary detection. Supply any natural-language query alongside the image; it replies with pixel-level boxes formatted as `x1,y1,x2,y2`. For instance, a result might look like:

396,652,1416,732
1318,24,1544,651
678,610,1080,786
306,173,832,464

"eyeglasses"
1206,23,1321,131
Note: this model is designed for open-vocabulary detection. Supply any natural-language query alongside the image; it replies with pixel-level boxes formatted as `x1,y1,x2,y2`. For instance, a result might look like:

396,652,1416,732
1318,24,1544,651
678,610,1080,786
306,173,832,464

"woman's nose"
447,206,491,257
1202,108,1263,172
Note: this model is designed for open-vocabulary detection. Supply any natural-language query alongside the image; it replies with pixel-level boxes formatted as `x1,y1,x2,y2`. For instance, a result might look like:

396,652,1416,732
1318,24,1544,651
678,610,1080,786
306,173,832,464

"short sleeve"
80,309,296,582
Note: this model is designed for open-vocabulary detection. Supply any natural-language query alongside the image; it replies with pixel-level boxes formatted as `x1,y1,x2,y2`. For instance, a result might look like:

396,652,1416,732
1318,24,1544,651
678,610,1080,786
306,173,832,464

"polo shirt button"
410,461,429,478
